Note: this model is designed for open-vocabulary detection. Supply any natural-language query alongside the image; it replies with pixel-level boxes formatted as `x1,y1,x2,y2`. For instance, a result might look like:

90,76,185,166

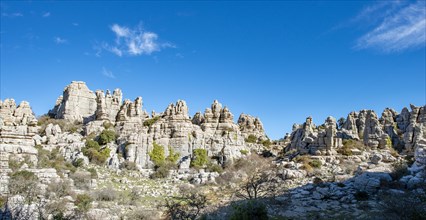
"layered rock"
95,89,122,122
363,110,389,149
116,99,257,169
286,116,342,155
49,81,97,123
0,100,39,194
238,114,266,140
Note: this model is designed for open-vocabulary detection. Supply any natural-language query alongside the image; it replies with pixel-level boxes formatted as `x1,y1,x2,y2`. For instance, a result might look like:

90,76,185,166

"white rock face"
50,81,97,123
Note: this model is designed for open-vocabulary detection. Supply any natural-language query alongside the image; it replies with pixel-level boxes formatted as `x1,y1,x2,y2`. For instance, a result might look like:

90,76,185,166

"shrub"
230,200,268,220
354,191,369,201
9,170,38,195
98,129,116,145
73,158,85,168
150,162,174,179
206,163,223,173
390,162,409,180
82,140,110,165
191,149,208,169
309,160,322,168
102,121,113,129
120,161,138,171
149,142,165,166
166,147,180,163
75,193,93,212
87,168,98,179
261,139,272,148
93,187,118,201
47,180,72,199
240,150,249,155
37,115,82,134
245,135,257,144
143,116,160,127
386,137,392,148
70,171,92,190
8,157,21,171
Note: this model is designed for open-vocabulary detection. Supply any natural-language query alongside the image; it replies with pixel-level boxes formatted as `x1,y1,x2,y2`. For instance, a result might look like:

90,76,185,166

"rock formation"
49,81,97,123
238,113,266,140
95,89,122,122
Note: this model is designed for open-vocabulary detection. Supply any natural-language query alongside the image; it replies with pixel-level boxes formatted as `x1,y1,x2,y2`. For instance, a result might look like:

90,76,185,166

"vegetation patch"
245,134,258,143
191,149,208,169
143,116,160,127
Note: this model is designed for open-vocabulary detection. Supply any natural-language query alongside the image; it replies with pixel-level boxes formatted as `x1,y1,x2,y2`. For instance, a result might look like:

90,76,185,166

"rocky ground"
0,81,425,219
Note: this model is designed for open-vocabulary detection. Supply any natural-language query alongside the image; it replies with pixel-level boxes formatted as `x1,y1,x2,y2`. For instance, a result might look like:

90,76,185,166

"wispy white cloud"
54,37,67,44
42,12,50,17
102,67,115,79
100,23,174,56
355,1,426,52
2,12,23,17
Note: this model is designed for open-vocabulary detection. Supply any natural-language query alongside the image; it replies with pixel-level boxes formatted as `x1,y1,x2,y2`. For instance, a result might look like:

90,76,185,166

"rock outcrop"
49,81,97,123
0,99,39,195
287,116,342,155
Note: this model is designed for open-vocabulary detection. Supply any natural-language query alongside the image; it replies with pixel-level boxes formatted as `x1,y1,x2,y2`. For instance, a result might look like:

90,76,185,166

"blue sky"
1,1,425,139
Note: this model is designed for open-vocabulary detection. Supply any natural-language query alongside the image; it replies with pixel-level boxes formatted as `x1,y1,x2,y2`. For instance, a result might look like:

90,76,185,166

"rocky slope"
0,81,425,219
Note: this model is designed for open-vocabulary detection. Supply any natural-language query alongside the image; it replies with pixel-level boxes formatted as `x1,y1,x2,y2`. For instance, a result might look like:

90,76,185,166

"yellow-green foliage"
191,149,208,168
9,170,38,195
98,129,116,145
36,146,76,173
82,140,110,165
75,193,93,212
309,160,322,168
386,136,392,148
261,139,272,148
37,115,82,134
166,147,180,163
149,142,165,166
102,121,113,129
240,150,249,155
338,139,365,156
143,116,160,127
245,135,257,143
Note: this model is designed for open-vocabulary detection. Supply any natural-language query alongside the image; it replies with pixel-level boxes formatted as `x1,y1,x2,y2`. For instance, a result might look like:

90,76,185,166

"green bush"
143,116,160,127
73,158,85,167
245,135,258,144
75,193,93,212
120,161,138,170
206,163,223,173
98,129,116,145
150,162,174,179
230,200,268,220
149,142,165,166
82,140,110,165
102,121,113,129
309,160,322,168
35,146,76,174
191,149,208,169
390,162,409,180
9,170,38,195
261,139,272,148
166,147,180,163
87,168,98,179
240,149,249,155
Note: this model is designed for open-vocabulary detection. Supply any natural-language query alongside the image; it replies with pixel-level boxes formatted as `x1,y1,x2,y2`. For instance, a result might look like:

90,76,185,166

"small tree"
234,155,277,200
163,186,207,220
245,135,257,143
167,146,180,163
98,129,116,145
149,142,165,166
191,149,208,169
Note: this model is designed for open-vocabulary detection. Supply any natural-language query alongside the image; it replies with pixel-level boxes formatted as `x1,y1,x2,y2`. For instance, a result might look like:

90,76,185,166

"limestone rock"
50,81,97,123
363,110,388,149
95,89,122,122
238,113,266,139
